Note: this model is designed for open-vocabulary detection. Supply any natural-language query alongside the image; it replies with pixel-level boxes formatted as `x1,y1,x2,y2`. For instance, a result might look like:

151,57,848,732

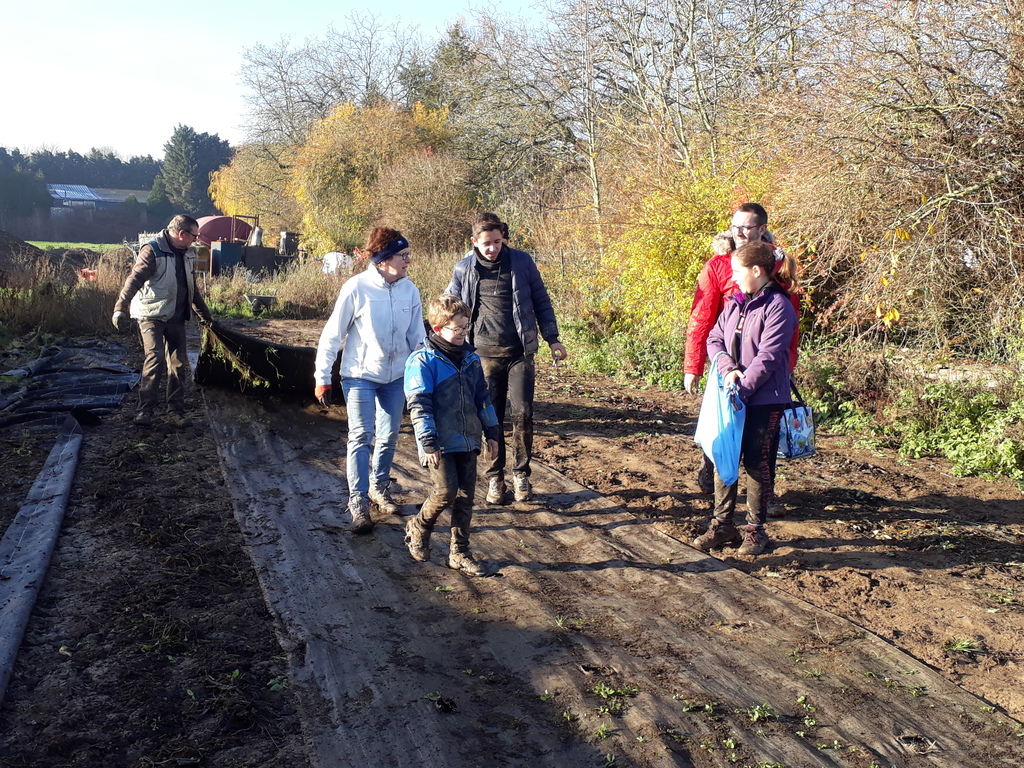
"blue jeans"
341,377,406,502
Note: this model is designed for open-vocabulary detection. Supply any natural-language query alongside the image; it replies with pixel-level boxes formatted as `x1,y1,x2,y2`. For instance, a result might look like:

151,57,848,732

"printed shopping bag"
694,353,746,485
778,382,816,459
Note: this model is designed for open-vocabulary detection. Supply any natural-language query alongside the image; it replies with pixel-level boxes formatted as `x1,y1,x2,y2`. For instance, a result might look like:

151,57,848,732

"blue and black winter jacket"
404,334,500,464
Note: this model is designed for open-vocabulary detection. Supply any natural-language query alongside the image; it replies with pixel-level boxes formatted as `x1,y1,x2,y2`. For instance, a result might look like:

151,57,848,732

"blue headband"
371,237,409,263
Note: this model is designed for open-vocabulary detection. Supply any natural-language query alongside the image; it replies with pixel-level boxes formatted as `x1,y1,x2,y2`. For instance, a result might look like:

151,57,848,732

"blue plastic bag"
694,353,746,486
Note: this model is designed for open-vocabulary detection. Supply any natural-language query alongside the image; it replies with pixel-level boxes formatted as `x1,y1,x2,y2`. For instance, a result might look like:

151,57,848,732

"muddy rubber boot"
369,482,402,515
167,411,192,428
738,525,770,556
349,497,374,534
693,520,742,551
485,477,506,505
512,474,533,502
448,549,487,577
404,518,430,562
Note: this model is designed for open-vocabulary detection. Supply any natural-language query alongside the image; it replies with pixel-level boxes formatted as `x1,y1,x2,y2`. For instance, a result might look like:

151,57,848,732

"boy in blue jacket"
404,294,500,576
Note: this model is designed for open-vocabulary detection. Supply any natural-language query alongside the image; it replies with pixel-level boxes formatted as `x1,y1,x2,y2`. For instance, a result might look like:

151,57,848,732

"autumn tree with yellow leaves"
289,102,461,254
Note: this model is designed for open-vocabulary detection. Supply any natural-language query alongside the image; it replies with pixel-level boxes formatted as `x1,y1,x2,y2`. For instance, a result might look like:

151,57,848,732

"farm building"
47,184,149,213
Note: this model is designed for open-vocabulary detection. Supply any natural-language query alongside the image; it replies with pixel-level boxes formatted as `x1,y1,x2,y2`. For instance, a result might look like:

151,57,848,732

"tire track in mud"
204,388,1024,768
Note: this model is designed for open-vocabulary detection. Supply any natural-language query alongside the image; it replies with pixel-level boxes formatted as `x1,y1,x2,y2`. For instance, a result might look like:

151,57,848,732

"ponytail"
773,250,801,294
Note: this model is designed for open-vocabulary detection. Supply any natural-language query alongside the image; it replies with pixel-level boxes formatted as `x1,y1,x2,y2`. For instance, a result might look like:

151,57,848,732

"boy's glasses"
443,323,472,335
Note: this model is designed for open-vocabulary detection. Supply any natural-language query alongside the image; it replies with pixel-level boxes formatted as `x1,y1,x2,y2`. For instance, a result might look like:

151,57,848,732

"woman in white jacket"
314,228,422,533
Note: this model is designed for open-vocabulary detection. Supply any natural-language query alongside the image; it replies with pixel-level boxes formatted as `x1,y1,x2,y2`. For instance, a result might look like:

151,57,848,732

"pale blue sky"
2,0,538,160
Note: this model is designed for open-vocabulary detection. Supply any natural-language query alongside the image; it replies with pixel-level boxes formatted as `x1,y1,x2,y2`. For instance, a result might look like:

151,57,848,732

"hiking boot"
512,474,533,502
696,463,714,494
448,549,487,577
404,519,430,562
369,482,402,515
485,477,506,505
738,526,770,556
693,521,742,552
133,411,153,426
167,412,192,428
348,498,374,534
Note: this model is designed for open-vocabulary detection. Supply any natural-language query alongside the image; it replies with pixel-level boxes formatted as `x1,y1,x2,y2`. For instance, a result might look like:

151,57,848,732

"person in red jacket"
684,203,800,493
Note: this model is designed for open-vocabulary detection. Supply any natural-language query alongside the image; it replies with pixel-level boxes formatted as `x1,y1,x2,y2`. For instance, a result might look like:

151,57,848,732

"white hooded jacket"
314,264,423,385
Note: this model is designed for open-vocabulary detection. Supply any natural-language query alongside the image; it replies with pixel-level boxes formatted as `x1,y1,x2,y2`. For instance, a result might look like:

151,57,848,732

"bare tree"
240,12,425,146
753,0,1024,353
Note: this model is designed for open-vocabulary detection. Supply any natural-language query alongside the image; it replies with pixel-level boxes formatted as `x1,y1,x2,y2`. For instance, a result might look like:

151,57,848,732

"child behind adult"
404,294,501,576
711,231,734,256
694,240,800,556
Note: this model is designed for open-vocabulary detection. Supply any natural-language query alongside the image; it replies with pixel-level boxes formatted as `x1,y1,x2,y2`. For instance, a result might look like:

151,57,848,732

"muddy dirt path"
2,319,1022,768
194,319,1024,767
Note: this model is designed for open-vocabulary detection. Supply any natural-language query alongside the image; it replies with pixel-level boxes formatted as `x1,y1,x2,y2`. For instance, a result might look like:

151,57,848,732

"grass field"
28,241,123,251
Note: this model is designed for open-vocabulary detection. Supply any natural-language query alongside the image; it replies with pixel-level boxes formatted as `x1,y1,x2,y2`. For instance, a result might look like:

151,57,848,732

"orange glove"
315,385,331,406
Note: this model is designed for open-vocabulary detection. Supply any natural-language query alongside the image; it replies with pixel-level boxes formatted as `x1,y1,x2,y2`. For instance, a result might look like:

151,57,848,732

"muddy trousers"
480,354,535,480
409,451,479,553
713,405,783,528
138,319,189,415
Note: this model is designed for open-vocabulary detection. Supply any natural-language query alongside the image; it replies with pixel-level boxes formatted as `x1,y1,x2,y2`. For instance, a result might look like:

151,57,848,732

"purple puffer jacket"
706,283,797,406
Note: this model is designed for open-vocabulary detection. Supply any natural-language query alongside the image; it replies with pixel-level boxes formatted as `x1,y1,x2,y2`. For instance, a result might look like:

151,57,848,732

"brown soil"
0,229,45,278
1,319,1021,767
530,358,1024,721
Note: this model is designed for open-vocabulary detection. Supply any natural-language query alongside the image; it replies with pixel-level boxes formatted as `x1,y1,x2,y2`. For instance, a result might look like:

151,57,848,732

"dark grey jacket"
445,246,560,355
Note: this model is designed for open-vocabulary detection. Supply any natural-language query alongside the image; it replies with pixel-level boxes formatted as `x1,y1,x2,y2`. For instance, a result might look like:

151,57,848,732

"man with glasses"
113,214,213,427
446,216,567,504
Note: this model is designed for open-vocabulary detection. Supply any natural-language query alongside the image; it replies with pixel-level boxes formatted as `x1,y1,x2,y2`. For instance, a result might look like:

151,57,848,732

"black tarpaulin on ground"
0,415,83,707
196,322,342,399
0,341,138,431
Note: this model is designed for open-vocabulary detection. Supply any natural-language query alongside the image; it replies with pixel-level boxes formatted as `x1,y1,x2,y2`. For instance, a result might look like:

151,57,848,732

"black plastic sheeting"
0,415,83,706
0,342,136,705
0,340,139,431
195,322,342,401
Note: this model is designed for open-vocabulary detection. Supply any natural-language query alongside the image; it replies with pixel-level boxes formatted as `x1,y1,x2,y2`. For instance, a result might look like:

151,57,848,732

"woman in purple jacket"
694,241,800,556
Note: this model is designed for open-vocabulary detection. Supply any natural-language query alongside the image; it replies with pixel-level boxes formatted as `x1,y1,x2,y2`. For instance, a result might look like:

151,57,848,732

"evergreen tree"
146,174,174,222
156,125,233,215
0,148,51,229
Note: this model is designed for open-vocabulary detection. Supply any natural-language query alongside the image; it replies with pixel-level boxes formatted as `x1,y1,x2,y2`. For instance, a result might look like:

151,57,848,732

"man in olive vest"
112,214,213,427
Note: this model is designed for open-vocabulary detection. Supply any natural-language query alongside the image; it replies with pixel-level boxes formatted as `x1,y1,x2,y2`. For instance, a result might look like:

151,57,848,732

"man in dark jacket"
112,214,213,427
445,216,568,503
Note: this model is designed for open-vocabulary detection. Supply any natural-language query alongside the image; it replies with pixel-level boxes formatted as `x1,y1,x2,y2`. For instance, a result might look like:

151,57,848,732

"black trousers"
713,405,783,527
479,354,535,479
409,451,479,553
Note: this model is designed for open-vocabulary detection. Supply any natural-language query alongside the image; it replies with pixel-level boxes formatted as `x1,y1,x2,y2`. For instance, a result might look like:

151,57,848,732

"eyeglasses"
442,323,472,335
731,224,761,233
391,251,412,262
185,231,200,239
